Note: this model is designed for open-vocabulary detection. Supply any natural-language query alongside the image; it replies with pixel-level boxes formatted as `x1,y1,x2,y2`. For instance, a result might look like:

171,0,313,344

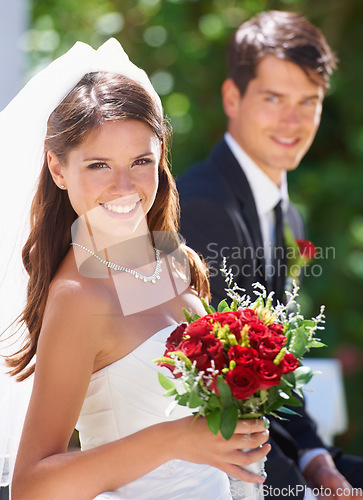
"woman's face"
52,119,161,240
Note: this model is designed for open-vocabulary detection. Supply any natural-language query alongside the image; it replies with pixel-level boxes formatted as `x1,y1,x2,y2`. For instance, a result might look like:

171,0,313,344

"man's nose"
281,105,300,125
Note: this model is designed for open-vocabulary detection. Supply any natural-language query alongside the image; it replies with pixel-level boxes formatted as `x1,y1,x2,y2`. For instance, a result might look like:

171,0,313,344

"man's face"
224,55,324,185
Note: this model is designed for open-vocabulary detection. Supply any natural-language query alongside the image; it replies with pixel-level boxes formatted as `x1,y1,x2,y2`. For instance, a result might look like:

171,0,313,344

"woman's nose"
110,170,134,195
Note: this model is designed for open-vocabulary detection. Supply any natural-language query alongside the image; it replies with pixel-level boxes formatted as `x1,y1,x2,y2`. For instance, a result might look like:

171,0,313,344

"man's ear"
221,79,241,120
47,151,66,189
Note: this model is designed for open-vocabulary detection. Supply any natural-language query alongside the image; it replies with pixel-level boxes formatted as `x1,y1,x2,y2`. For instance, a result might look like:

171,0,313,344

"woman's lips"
100,199,141,217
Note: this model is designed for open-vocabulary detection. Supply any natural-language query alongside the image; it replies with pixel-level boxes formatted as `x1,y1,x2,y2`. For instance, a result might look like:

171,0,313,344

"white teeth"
276,137,296,144
103,202,137,214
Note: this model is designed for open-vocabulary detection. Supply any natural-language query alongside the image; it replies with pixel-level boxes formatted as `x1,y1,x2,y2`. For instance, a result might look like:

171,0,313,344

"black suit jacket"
177,139,305,305
177,139,326,492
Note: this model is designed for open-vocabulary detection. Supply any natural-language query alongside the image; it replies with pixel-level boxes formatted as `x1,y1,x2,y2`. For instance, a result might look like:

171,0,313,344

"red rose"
210,311,243,336
225,365,260,399
247,321,270,347
177,337,205,367
238,308,258,324
268,323,284,336
178,334,225,372
279,352,300,374
203,336,226,372
228,345,258,367
186,317,213,338
258,336,285,360
255,359,281,389
296,239,316,261
165,324,187,350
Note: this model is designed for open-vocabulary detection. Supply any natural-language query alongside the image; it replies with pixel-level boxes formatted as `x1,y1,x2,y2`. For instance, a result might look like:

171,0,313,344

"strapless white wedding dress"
76,325,232,500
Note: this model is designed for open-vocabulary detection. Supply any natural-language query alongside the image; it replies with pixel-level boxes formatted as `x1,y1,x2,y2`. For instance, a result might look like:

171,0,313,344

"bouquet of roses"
154,262,325,440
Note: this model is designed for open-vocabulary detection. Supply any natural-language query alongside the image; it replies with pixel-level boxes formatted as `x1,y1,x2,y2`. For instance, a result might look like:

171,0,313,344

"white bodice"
76,325,232,500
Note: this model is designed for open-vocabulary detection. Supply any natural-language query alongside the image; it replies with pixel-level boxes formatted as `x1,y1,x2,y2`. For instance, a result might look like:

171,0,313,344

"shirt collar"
224,132,289,216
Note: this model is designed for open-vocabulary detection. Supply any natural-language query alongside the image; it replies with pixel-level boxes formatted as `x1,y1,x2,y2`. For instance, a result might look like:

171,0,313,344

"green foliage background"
28,0,363,455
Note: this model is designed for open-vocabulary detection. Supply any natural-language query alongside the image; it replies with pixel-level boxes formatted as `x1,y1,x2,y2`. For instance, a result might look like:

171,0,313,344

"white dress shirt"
224,133,289,278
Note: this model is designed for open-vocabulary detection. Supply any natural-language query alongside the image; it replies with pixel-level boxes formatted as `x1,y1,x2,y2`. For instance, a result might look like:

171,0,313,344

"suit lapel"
211,140,265,257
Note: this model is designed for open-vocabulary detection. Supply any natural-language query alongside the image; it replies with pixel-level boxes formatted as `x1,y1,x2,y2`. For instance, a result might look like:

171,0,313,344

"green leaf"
301,320,315,328
273,391,302,409
277,406,301,417
216,375,234,407
282,366,313,390
217,299,229,312
282,372,295,387
278,390,291,400
207,394,222,410
264,386,283,412
201,298,215,314
265,394,289,413
287,326,309,358
164,387,178,397
293,365,314,388
188,389,204,408
294,388,304,399
230,299,239,311
158,372,176,391
153,356,175,366
286,395,303,407
220,406,238,440
278,377,293,393
266,384,280,399
183,308,192,324
269,411,284,420
176,393,190,406
309,340,326,348
207,409,221,435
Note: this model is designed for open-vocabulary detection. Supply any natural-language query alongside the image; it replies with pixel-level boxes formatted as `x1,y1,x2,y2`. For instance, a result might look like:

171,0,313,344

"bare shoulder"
39,260,117,369
47,266,114,315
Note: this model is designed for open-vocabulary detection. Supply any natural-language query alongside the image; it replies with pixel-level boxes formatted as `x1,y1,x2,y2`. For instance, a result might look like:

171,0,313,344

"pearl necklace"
71,243,162,284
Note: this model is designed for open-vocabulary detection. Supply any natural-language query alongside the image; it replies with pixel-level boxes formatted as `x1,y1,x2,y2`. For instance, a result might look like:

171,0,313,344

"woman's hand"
170,416,270,483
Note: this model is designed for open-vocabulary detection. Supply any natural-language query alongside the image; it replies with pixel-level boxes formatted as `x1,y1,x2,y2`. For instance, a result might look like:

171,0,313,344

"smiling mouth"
101,201,139,214
273,136,299,146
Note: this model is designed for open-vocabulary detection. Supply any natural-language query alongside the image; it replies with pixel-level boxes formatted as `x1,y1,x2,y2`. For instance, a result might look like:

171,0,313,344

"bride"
0,39,270,500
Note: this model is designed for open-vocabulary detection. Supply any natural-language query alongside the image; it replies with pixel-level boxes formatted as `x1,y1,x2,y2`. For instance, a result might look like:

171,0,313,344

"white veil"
0,38,162,487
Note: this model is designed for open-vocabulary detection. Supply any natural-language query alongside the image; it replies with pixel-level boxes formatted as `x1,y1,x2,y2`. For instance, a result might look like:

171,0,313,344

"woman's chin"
88,206,148,244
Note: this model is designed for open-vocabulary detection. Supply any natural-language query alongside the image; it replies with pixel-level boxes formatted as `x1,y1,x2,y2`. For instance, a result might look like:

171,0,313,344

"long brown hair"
7,72,209,381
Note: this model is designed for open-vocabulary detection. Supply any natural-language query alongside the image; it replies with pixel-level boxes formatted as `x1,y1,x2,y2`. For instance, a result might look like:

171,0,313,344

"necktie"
272,200,287,303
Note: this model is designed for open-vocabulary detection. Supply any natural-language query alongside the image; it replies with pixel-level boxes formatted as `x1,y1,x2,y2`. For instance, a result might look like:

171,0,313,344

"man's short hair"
228,10,337,95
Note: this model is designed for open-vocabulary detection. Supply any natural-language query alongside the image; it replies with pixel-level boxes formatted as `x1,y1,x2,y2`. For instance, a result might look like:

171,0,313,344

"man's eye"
266,96,279,103
301,99,315,106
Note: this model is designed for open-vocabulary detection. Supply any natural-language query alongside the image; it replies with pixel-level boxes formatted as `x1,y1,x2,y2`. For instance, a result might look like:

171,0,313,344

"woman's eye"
132,158,152,167
87,162,108,169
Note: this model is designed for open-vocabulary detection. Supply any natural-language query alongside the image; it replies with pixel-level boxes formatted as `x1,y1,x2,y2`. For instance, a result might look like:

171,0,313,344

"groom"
178,10,363,497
